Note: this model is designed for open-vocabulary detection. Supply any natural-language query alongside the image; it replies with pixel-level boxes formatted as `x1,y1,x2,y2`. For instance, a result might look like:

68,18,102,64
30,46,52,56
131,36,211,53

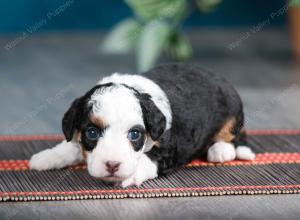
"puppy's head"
62,83,166,182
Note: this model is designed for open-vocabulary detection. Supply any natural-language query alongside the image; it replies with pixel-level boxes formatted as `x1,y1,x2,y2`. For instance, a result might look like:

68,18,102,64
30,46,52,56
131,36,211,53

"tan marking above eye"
90,115,107,128
214,118,236,142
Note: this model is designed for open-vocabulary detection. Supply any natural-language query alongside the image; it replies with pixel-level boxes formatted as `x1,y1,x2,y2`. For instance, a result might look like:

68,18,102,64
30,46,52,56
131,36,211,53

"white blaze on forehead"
89,85,144,128
86,85,146,180
99,73,172,130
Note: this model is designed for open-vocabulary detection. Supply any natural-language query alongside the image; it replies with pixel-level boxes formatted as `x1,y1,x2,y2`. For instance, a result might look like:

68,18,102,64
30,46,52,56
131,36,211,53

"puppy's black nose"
105,161,120,174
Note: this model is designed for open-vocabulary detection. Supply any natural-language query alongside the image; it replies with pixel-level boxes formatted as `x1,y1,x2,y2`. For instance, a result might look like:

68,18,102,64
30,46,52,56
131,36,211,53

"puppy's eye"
127,129,141,141
85,127,100,140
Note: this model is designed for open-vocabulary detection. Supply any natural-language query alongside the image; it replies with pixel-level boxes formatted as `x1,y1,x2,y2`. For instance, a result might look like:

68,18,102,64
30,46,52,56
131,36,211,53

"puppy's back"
144,63,244,163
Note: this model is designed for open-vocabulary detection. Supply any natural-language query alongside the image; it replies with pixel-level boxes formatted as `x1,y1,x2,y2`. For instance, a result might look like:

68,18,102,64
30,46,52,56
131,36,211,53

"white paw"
121,154,158,188
121,170,158,188
30,140,83,171
236,146,255,160
29,149,61,170
207,142,236,163
121,175,138,188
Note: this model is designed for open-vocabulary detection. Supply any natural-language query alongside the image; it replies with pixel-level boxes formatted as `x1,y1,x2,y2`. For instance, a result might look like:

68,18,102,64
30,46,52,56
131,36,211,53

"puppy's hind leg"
30,140,84,171
207,137,255,163
207,118,237,163
233,131,255,161
207,118,255,162
207,141,236,163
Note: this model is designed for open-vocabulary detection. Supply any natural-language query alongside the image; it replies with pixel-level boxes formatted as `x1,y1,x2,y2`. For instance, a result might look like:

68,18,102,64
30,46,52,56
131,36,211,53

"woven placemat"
0,130,300,202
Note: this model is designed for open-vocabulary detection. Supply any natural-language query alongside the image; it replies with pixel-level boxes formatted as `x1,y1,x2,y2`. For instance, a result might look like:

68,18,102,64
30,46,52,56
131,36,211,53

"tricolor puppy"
30,64,255,187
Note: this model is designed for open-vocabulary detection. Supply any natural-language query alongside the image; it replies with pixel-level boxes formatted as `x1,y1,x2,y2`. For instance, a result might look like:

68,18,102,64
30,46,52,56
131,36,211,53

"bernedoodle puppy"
30,63,255,187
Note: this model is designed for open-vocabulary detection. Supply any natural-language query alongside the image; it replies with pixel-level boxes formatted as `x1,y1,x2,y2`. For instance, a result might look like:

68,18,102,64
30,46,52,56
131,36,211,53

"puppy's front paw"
121,176,138,188
121,154,158,188
236,146,255,160
30,140,83,171
29,149,61,171
121,170,158,188
207,142,236,163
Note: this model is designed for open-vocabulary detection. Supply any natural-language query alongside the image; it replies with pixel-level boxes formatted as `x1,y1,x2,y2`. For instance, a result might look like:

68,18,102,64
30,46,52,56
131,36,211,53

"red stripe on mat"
1,184,300,197
246,129,300,136
0,129,299,142
1,153,300,171
0,134,64,142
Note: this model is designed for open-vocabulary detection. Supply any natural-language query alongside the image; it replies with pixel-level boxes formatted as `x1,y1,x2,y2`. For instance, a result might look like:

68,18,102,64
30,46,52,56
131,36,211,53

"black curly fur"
62,63,246,177
143,64,245,175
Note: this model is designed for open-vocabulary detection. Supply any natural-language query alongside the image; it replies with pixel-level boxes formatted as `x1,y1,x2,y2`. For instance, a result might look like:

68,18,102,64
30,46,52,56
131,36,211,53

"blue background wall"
0,0,287,33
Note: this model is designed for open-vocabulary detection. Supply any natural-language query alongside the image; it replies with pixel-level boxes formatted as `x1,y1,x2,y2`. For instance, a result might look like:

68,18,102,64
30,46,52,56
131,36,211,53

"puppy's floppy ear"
138,93,166,140
62,83,114,142
62,97,85,142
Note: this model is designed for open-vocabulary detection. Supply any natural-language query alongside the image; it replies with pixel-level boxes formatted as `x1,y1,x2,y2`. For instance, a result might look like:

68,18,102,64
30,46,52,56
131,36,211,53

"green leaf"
196,0,222,13
168,33,192,61
125,0,187,21
289,0,300,7
100,18,141,54
137,20,171,72
166,32,192,61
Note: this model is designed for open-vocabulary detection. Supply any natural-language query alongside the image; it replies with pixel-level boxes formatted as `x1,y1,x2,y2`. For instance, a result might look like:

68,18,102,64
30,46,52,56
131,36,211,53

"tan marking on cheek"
153,141,160,148
77,132,82,142
147,134,160,148
90,115,107,128
81,147,88,161
214,118,236,142
77,132,87,161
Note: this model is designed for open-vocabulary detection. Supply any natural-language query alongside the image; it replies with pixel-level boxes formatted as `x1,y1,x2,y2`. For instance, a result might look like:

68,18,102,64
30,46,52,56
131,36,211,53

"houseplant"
100,0,222,72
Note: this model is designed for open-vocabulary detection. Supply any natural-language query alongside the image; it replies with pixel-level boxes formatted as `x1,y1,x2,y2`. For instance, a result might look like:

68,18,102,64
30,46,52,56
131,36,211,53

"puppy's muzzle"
105,161,121,175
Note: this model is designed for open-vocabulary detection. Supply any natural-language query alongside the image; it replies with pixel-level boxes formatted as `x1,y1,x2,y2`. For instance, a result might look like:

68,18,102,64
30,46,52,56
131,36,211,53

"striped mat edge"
1,153,300,171
1,129,300,202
